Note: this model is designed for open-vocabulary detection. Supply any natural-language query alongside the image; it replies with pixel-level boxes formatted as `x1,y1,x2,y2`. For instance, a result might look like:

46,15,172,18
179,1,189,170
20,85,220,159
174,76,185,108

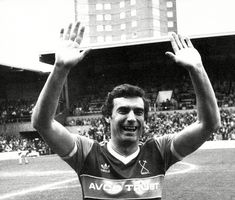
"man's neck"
109,139,139,157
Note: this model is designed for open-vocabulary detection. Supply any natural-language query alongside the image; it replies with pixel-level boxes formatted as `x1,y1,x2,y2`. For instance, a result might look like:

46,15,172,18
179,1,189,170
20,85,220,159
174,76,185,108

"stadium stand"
0,33,235,154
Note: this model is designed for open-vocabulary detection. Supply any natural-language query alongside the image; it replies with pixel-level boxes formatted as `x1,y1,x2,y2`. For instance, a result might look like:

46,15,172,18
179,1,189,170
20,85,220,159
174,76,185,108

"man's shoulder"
141,135,172,146
74,135,94,146
154,134,175,143
140,134,175,153
139,138,159,152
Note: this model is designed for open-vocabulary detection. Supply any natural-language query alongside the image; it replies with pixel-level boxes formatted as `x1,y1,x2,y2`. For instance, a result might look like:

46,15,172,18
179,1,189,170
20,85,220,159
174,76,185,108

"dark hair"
102,84,149,121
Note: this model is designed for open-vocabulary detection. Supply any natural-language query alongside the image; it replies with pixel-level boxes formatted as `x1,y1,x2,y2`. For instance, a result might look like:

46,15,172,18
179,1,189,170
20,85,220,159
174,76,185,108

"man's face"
109,97,145,144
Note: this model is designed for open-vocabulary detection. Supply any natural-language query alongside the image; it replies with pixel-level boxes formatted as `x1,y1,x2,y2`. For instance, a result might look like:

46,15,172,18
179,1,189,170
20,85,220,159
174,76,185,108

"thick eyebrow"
117,106,144,112
116,106,130,112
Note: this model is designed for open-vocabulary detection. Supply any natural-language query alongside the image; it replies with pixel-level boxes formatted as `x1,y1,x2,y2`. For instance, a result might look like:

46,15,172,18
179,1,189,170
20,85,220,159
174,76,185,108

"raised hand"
165,32,202,70
55,21,90,70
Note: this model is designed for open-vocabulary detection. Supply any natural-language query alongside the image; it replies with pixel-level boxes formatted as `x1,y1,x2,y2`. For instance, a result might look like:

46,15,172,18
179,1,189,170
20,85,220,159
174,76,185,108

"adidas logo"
101,163,110,173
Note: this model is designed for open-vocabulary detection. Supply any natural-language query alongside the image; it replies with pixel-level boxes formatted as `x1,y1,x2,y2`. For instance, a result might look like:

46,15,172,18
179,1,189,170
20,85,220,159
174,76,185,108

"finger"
172,33,183,49
179,34,187,48
65,23,72,40
70,21,81,41
80,48,92,60
59,28,64,39
185,36,194,48
169,33,179,53
165,51,176,62
75,26,85,44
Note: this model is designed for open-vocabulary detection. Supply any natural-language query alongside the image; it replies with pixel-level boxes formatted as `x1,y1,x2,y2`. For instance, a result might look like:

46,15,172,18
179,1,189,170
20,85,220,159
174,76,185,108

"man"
18,139,29,165
32,21,221,199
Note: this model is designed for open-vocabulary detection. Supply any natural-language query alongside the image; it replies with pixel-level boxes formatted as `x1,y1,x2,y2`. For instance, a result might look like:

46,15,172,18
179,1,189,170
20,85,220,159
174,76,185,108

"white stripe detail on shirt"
107,142,140,165
170,140,184,160
61,143,78,160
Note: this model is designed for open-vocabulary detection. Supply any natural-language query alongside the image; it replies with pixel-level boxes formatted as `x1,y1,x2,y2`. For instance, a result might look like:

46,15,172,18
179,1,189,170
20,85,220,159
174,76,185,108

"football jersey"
63,134,181,200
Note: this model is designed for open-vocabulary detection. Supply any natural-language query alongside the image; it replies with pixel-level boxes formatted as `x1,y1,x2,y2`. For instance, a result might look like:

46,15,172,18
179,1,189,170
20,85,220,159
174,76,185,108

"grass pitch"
1,148,235,200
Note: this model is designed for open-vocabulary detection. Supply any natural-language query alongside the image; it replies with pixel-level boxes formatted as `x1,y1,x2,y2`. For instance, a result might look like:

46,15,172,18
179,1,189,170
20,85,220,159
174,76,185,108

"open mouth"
122,126,138,132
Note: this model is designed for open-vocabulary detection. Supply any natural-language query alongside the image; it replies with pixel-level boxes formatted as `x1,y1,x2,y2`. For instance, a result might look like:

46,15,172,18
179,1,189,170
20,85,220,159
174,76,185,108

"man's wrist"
188,63,204,74
54,61,71,74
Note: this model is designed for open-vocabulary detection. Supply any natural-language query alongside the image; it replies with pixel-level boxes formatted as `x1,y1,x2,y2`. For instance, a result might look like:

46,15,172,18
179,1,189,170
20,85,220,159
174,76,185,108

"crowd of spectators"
0,99,34,124
0,134,51,155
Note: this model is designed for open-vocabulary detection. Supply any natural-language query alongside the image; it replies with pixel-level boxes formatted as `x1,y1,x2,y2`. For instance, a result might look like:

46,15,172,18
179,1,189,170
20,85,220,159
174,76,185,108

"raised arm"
165,33,221,157
31,22,90,157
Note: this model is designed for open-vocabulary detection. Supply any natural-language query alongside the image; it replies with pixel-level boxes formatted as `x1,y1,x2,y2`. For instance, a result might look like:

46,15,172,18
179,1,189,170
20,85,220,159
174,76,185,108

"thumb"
80,48,92,60
165,51,176,62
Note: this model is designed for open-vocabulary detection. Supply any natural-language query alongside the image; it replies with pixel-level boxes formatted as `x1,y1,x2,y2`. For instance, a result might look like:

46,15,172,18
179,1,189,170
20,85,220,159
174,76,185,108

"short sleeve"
154,134,183,171
61,135,94,174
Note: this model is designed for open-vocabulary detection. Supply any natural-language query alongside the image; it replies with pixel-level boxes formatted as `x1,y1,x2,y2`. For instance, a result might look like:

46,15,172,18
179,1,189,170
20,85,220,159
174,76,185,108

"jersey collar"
107,142,140,165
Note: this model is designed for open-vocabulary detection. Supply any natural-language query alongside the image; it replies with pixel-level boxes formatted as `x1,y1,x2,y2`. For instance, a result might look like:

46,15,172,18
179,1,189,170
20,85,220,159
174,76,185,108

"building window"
105,25,112,31
104,14,111,20
104,3,111,10
97,25,104,31
96,3,103,10
166,1,173,8
96,14,103,21
120,23,126,30
132,32,137,38
131,9,136,16
130,0,136,5
120,12,125,19
120,1,125,8
106,35,112,42
97,36,104,43
132,20,137,27
167,11,173,18
121,34,126,40
168,21,174,27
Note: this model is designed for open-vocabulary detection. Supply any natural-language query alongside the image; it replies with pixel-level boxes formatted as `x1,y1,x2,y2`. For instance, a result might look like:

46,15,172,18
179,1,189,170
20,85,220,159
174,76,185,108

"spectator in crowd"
32,21,220,200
